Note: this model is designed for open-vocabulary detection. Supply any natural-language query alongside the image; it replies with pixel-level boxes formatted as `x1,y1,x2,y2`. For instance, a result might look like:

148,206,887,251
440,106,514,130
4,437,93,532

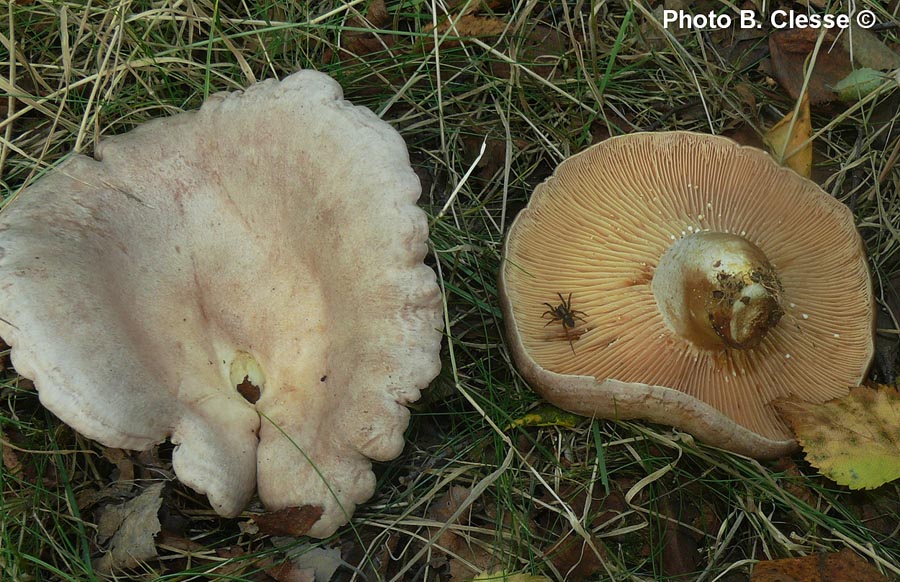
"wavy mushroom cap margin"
500,132,873,459
0,70,444,538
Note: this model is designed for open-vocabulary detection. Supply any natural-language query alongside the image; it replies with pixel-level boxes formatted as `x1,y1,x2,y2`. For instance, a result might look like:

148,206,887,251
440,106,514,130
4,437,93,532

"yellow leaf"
764,91,812,178
774,385,900,489
504,404,581,430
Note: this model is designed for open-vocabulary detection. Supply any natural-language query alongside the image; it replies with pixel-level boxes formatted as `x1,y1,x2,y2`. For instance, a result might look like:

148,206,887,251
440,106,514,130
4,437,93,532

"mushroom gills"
651,232,784,350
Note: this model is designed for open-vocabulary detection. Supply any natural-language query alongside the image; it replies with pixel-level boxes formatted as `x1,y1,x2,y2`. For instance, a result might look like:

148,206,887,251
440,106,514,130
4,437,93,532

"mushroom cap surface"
0,70,443,537
500,131,873,458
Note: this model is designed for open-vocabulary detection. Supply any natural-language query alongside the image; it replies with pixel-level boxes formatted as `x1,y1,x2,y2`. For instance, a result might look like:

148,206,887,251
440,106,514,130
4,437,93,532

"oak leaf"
774,385,900,490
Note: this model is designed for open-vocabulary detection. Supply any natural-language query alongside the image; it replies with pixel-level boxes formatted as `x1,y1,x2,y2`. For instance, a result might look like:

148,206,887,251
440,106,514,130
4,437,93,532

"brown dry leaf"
94,482,165,573
447,0,510,13
263,559,316,582
772,457,818,507
325,0,394,64
426,15,508,38
1,435,22,476
764,92,812,178
751,547,888,582
364,0,388,25
103,447,135,494
489,24,569,81
473,573,552,581
206,545,256,579
0,338,8,371
840,24,900,71
659,496,699,578
422,15,508,50
768,29,853,104
1,429,58,487
544,532,606,579
273,538,343,582
535,484,615,578
251,505,325,537
426,486,497,581
723,124,766,150
774,385,900,490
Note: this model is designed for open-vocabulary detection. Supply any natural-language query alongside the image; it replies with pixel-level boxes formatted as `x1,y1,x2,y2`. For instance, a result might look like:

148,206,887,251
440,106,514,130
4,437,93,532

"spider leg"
563,321,577,354
542,305,560,326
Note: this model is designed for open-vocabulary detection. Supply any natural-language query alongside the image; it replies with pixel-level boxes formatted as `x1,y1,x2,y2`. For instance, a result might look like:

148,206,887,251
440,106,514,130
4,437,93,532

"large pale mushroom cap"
500,132,873,458
0,70,443,537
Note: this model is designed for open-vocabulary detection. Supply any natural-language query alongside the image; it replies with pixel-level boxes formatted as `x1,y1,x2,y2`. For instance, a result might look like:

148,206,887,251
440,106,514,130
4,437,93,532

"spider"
542,292,587,352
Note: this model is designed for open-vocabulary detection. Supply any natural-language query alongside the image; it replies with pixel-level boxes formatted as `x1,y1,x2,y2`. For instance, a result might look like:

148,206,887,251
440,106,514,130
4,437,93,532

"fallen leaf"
847,491,900,538
764,91,812,178
840,24,900,71
325,0,393,64
723,124,766,150
473,572,552,581
426,487,497,580
833,68,886,102
341,528,400,581
544,532,606,579
489,24,569,81
768,29,852,104
658,496,699,578
447,0,510,13
425,15,508,39
273,539,343,582
774,385,900,490
251,506,325,537
209,545,257,578
94,482,165,573
873,307,899,385
772,457,818,507
751,547,888,582
264,559,316,582
103,447,135,493
1,429,58,488
504,404,581,430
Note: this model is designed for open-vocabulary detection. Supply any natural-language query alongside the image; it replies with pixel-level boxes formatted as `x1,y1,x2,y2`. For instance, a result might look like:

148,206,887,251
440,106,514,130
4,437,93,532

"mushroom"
500,132,873,458
0,70,443,537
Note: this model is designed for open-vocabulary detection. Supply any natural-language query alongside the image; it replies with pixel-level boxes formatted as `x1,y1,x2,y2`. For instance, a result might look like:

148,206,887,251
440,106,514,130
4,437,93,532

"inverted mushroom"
500,132,873,458
0,70,443,537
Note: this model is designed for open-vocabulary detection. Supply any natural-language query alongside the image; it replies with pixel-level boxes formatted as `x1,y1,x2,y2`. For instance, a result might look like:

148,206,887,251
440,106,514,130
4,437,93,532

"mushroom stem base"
651,232,783,350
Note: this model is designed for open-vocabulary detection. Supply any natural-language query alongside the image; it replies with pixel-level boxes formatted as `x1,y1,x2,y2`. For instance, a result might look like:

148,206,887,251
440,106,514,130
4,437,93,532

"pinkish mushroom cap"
0,70,443,537
500,132,873,458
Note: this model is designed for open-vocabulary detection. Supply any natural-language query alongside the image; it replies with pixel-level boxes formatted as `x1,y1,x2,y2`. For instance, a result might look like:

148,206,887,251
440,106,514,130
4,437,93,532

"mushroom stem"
652,232,783,350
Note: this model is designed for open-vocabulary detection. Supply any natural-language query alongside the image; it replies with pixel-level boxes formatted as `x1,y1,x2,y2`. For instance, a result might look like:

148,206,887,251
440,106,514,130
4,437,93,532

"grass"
2,0,900,580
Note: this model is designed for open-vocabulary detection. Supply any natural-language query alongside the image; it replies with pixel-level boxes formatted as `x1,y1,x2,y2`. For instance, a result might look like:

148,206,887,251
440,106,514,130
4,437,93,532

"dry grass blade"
2,0,899,581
